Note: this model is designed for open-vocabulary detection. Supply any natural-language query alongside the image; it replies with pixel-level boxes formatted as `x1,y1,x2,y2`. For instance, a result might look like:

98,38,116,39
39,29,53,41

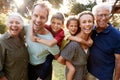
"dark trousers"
28,62,52,80
39,54,54,79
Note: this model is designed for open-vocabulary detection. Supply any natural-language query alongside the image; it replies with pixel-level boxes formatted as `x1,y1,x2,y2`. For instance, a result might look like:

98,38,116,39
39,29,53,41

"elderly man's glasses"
97,14,111,18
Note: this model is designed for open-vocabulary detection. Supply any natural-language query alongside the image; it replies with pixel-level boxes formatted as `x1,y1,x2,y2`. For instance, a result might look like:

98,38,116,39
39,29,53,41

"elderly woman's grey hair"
92,3,112,16
6,12,24,26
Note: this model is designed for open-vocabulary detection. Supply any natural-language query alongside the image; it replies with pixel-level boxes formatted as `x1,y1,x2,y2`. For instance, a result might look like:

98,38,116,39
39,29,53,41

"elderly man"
87,3,120,80
24,1,60,80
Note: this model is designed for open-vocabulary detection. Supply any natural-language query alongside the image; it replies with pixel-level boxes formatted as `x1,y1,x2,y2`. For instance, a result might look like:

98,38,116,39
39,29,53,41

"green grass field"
52,60,66,80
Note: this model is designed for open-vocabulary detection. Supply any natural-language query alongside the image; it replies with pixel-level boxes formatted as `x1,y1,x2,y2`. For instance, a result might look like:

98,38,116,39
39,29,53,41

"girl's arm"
68,36,93,47
57,56,66,65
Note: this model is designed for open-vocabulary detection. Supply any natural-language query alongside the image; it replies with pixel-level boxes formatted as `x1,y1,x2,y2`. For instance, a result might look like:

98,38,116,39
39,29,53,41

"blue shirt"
87,23,120,80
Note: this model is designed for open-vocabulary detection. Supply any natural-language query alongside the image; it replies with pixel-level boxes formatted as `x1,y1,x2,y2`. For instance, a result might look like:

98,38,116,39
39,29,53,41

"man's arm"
114,54,120,80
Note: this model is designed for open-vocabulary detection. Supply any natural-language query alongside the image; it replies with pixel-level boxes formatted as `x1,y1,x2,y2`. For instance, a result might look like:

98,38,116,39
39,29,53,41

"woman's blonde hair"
78,11,94,24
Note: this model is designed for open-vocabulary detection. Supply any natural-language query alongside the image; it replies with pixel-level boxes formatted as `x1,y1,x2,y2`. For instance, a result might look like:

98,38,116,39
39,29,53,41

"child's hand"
87,37,93,47
31,36,37,42
35,37,41,42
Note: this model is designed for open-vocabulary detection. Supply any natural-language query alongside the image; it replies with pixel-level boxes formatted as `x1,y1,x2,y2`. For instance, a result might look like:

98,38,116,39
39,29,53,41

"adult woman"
0,13,29,80
59,11,94,80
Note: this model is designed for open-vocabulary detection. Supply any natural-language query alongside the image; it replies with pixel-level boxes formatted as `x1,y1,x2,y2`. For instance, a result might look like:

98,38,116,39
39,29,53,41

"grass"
52,60,66,80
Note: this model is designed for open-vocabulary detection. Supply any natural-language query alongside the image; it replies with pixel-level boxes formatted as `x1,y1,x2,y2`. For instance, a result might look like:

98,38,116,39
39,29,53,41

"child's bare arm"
54,53,60,60
35,38,58,47
57,56,66,65
68,36,93,47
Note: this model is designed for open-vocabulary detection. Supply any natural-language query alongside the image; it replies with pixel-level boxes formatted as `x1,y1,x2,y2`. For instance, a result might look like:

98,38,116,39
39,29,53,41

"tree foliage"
70,2,86,15
17,0,63,17
68,1,96,15
0,24,6,34
0,0,63,17
48,0,63,9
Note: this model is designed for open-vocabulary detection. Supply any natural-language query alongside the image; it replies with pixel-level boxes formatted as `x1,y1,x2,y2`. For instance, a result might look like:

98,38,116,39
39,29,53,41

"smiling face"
67,20,79,35
32,5,48,32
51,18,63,33
79,14,94,34
95,8,110,30
7,16,23,37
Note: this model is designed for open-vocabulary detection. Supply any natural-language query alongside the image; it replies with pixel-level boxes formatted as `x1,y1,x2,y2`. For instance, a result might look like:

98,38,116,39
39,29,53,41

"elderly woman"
0,13,29,80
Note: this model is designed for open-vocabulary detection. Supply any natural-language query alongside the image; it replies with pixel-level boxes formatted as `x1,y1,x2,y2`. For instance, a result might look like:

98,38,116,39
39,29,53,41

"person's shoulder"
111,26,120,35
45,24,50,28
69,41,79,46
0,32,9,39
59,28,64,32
0,32,10,44
57,28,64,35
23,25,31,32
109,24,120,40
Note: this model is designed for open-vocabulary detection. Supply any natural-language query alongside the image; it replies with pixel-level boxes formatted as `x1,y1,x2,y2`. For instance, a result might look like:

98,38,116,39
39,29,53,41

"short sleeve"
114,39,120,54
54,29,64,46
48,45,60,55
60,41,78,62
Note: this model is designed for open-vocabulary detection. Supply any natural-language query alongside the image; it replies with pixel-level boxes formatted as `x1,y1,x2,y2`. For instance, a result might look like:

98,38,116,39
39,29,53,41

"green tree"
85,1,96,11
68,0,96,15
48,0,63,9
0,24,6,34
70,2,86,15
0,13,7,34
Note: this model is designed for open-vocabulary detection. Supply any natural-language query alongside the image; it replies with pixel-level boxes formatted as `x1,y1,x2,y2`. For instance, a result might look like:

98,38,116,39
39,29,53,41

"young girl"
58,11,94,80
59,16,80,80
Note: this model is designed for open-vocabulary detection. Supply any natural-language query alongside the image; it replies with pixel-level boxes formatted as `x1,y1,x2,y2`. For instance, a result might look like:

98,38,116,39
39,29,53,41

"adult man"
87,3,120,80
24,1,60,80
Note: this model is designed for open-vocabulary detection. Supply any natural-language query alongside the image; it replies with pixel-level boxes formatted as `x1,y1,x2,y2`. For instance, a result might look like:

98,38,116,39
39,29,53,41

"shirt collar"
94,23,112,34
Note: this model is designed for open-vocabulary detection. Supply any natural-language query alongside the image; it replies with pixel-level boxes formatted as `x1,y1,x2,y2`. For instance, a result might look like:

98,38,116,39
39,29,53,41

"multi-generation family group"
0,0,120,80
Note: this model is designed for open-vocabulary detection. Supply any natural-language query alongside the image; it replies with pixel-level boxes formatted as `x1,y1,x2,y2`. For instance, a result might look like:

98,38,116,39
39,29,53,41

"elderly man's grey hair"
6,12,24,26
92,3,112,16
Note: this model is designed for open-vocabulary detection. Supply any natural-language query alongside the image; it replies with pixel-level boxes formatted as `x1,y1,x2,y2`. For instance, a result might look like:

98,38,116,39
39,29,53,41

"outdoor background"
0,0,119,80
52,60,65,80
